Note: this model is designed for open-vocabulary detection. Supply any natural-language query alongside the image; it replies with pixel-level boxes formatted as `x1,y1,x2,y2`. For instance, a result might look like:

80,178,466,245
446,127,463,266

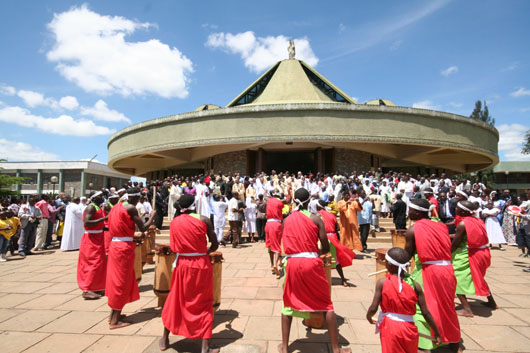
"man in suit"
390,193,407,230
17,195,42,257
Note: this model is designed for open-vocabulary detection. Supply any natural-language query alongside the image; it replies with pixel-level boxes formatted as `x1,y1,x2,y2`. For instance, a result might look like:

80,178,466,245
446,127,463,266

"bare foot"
109,321,132,330
159,337,169,351
342,279,349,287
456,308,474,317
277,343,288,353
333,348,352,353
107,314,127,323
207,348,220,353
272,266,280,276
82,291,101,300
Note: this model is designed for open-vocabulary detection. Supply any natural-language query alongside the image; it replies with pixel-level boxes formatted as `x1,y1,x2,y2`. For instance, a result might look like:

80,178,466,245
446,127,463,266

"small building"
493,161,530,193
0,161,131,197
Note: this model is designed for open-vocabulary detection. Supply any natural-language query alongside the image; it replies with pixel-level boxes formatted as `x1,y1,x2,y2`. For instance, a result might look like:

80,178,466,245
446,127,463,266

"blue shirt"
358,198,373,225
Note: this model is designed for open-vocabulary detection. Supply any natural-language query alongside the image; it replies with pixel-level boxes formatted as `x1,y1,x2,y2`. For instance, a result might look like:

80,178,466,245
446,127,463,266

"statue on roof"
288,40,295,59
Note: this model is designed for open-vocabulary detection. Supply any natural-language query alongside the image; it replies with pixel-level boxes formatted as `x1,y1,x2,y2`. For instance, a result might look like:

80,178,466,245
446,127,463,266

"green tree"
0,158,26,197
470,100,495,126
523,129,530,155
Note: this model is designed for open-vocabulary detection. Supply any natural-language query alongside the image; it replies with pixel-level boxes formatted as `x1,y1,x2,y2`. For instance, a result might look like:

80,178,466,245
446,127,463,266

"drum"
145,226,156,265
375,248,389,282
141,236,148,268
134,241,143,284
391,229,406,249
210,251,224,312
153,243,176,307
303,253,333,329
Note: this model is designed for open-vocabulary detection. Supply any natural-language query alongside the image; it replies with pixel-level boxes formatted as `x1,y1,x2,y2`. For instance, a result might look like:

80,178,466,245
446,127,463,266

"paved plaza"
1,240,530,353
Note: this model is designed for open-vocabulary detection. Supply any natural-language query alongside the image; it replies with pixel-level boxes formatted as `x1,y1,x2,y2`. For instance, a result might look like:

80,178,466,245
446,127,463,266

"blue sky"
0,0,529,165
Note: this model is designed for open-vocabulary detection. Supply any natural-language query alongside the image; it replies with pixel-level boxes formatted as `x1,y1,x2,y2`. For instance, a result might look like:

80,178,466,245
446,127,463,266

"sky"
0,0,529,166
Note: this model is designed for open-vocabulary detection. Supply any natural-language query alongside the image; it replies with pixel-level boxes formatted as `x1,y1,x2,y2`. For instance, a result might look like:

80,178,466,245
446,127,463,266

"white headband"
457,202,472,213
180,205,196,212
456,190,468,199
117,188,126,193
294,195,311,210
127,192,141,197
89,191,103,201
409,203,429,212
385,252,410,292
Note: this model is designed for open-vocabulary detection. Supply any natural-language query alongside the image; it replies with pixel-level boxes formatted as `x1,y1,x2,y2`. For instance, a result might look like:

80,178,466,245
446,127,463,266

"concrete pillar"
36,169,43,195
80,170,86,197
15,169,21,192
257,148,265,173
58,169,64,193
103,175,108,189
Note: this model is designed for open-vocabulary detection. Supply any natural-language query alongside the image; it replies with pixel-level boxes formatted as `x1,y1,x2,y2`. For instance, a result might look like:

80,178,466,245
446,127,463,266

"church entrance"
265,151,315,174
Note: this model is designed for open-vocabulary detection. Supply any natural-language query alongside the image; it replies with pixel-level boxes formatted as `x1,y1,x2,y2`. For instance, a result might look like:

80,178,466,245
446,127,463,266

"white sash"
375,311,415,333
268,218,282,222
172,252,207,270
112,237,133,242
85,229,104,234
423,260,451,265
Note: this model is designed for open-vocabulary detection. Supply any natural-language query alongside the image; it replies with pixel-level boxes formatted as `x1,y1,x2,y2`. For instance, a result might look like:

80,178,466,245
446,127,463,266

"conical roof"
226,59,357,107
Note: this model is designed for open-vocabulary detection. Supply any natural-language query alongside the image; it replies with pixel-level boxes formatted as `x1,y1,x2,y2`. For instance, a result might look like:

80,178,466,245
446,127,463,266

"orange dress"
337,200,363,251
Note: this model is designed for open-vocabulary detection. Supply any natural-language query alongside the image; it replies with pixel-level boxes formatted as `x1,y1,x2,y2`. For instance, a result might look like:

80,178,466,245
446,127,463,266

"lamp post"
88,182,93,195
50,176,58,195
505,171,509,192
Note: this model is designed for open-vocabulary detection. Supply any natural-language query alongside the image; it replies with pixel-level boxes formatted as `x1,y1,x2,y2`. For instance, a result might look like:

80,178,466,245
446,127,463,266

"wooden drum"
375,248,389,282
134,241,143,284
391,229,407,249
145,225,156,265
303,253,333,329
210,251,224,312
153,243,176,307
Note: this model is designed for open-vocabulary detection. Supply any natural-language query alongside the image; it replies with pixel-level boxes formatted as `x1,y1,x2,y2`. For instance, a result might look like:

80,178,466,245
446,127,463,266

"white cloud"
441,66,458,77
17,90,60,109
449,102,463,108
510,87,530,98
0,139,60,161
389,39,403,51
206,31,319,73
0,85,16,96
59,96,79,110
80,99,131,123
46,5,193,98
0,105,114,137
497,124,530,161
519,107,530,113
201,23,218,30
412,100,440,110
501,62,519,72
339,23,346,33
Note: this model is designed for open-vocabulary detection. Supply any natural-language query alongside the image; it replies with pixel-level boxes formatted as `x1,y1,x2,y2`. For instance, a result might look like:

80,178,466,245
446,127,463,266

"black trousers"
256,218,266,241
395,222,407,230
359,223,370,251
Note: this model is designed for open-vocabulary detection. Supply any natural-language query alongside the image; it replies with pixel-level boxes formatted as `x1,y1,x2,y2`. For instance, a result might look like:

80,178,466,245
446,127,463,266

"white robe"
168,185,182,221
483,208,506,244
244,200,257,233
195,184,211,217
60,203,84,251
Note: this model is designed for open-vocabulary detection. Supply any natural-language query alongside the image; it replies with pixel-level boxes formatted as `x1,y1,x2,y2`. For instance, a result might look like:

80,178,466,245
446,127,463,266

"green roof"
493,161,530,173
226,59,357,107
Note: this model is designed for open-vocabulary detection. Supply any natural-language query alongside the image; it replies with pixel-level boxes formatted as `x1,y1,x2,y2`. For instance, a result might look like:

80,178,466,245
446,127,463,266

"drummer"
160,194,219,353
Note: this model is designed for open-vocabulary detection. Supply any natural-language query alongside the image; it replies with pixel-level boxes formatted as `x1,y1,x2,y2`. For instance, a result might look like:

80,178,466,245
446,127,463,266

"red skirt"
77,232,106,292
328,234,356,267
104,230,112,254
283,257,333,312
161,256,213,339
422,264,461,343
106,241,139,310
468,247,491,297
380,318,418,353
265,221,282,253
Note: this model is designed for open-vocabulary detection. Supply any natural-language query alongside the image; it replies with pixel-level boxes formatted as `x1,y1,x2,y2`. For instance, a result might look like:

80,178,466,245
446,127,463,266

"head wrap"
385,252,410,292
408,202,429,212
456,190,468,199
89,191,103,202
457,202,472,213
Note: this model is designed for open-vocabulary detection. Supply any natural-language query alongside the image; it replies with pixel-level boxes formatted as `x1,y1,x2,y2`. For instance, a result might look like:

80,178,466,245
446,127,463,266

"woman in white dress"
380,180,391,217
244,196,257,243
60,197,84,251
483,200,506,250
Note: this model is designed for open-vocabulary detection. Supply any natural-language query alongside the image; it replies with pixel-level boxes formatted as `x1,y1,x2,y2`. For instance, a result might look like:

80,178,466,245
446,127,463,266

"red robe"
463,216,491,297
265,197,283,253
414,219,460,344
161,214,213,339
106,202,139,310
379,273,418,353
282,210,333,312
103,203,112,255
318,209,356,267
77,204,106,292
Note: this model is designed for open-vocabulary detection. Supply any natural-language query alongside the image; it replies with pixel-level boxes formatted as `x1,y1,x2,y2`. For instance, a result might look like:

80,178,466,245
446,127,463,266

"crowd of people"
0,168,529,353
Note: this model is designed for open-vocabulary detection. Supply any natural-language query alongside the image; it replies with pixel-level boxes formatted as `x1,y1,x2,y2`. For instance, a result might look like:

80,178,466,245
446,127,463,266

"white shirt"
227,198,239,221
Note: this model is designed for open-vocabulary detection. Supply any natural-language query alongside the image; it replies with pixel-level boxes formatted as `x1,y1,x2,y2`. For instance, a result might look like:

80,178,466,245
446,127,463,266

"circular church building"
107,57,499,178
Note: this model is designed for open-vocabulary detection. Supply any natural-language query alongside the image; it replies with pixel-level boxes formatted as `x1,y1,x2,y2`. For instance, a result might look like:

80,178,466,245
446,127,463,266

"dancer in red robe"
405,199,462,352
160,194,219,353
77,191,107,300
279,188,351,353
366,247,442,353
265,191,284,276
451,200,498,317
317,200,356,286
106,188,156,329
103,193,119,255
